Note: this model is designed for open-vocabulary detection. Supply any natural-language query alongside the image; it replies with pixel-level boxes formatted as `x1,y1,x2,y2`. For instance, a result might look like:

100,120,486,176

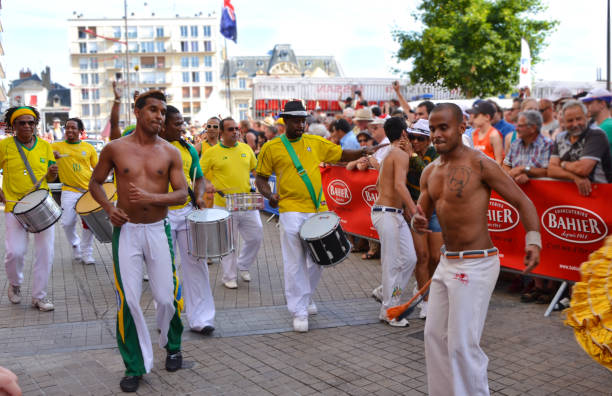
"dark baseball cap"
471,101,496,118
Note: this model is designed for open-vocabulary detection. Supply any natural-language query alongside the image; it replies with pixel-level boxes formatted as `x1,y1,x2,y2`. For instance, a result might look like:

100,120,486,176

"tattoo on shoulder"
448,166,472,198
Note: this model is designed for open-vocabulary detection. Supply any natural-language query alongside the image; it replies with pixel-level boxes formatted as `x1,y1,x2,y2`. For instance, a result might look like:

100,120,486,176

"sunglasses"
226,127,240,132
358,138,370,143
539,107,551,113
408,134,428,142
206,124,219,129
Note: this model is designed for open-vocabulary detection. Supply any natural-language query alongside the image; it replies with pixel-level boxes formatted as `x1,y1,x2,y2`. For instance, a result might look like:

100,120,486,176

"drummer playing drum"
0,106,58,312
255,100,384,333
52,118,98,265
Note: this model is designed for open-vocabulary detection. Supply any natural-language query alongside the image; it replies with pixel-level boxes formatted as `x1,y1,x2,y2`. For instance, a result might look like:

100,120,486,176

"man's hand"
398,136,413,155
268,193,280,208
523,245,541,274
107,206,130,227
204,182,216,194
195,197,206,210
514,173,529,185
574,176,592,196
47,164,58,180
128,182,153,204
112,80,121,100
392,80,400,93
508,166,524,178
411,205,431,234
0,366,21,396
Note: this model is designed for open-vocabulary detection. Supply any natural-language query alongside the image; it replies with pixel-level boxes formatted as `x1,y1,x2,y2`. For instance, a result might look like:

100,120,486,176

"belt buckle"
297,169,306,176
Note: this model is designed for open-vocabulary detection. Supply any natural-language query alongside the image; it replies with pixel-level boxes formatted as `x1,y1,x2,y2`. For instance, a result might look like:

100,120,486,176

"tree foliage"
394,0,558,97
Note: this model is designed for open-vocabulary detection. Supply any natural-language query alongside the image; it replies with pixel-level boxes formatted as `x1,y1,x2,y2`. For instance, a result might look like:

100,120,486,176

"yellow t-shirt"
199,140,214,181
169,140,203,210
256,134,342,213
200,141,257,207
0,136,56,212
51,140,98,193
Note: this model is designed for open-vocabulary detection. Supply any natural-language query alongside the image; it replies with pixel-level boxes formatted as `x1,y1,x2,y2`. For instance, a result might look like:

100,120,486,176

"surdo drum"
12,189,63,233
75,182,117,243
186,208,234,259
299,212,352,267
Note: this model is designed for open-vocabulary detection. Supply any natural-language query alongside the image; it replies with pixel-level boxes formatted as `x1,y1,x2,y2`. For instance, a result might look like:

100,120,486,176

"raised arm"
110,81,122,141
392,81,411,113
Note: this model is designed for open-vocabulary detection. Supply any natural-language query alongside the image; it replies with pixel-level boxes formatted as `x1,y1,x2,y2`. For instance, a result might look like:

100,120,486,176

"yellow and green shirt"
169,140,203,210
200,141,257,207
256,134,342,213
0,136,55,212
51,140,98,193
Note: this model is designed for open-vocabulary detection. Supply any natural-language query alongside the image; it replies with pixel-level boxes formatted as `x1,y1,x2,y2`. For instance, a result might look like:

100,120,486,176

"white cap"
581,88,612,103
548,87,573,103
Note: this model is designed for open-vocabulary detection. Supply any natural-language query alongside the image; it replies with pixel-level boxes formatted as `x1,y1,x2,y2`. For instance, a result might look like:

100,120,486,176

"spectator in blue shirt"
332,118,360,150
488,100,516,144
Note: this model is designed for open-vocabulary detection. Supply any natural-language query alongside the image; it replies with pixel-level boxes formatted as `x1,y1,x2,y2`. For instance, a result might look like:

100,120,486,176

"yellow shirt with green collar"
51,140,98,193
199,140,214,181
0,136,56,212
256,134,342,213
200,141,257,207
169,140,204,210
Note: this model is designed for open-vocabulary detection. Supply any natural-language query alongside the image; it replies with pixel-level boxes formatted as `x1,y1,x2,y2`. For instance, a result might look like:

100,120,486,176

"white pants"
4,212,55,300
424,252,500,396
113,219,183,376
371,210,417,319
214,206,263,283
60,190,94,259
279,212,322,318
168,206,215,330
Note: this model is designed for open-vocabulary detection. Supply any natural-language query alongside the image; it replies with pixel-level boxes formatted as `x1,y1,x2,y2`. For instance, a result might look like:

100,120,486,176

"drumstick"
386,278,432,320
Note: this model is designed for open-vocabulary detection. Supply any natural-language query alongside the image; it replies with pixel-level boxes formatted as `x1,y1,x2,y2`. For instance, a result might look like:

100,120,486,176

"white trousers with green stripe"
112,218,183,376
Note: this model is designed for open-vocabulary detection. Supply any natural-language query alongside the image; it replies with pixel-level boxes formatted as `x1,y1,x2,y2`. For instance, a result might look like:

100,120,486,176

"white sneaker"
239,270,251,282
72,245,82,263
419,300,428,319
371,285,383,303
307,301,318,315
224,280,238,289
32,297,54,312
83,257,96,265
8,285,21,304
293,316,308,332
380,312,410,327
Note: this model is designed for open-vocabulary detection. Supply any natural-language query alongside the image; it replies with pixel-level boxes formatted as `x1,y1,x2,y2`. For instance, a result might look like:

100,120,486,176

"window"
79,58,88,70
183,102,191,113
79,43,87,54
91,73,99,84
91,89,100,100
78,27,86,39
192,87,200,98
192,101,201,113
80,74,88,84
94,118,102,130
190,41,199,52
156,41,165,53
92,104,100,116
113,26,122,38
238,103,248,121
156,27,164,37
112,42,122,53
237,60,244,68
141,72,156,84
180,41,188,52
192,71,200,83
128,42,138,53
181,56,189,67
305,60,312,67
205,71,213,82
191,56,199,67
239,78,246,89
203,25,211,37
87,27,97,38
182,72,190,83
155,73,166,84
89,57,98,69
256,60,264,67
129,57,139,69
141,56,155,69
89,42,98,54
140,26,154,38
81,89,89,100
203,40,212,51
114,58,124,69
141,42,154,53
182,87,190,98
83,119,91,130
127,26,137,39
190,25,198,37
204,56,212,67
180,26,188,37
156,57,166,68
82,104,90,116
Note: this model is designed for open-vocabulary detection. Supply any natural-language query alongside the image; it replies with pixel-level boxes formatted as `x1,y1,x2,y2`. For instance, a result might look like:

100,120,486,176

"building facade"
67,14,225,135
0,3,7,111
220,44,343,120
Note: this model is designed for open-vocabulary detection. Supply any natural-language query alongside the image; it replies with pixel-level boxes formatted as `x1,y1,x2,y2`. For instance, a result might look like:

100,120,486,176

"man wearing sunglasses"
538,98,558,139
196,117,220,157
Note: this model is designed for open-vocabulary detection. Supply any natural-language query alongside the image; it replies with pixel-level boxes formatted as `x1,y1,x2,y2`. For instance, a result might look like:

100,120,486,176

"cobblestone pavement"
0,210,610,395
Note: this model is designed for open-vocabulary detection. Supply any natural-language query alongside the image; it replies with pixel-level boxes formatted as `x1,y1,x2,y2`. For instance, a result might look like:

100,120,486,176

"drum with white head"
186,208,234,258
12,189,62,233
299,212,351,267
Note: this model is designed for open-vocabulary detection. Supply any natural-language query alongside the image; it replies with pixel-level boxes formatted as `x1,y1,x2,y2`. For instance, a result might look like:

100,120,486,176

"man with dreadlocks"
0,106,58,311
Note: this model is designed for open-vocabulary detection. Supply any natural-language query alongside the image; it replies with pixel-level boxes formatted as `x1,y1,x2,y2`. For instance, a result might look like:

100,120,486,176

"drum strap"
280,134,323,211
13,137,40,187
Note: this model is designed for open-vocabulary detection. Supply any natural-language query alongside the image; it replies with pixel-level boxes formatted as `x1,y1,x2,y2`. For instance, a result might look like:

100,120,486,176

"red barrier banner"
320,165,611,282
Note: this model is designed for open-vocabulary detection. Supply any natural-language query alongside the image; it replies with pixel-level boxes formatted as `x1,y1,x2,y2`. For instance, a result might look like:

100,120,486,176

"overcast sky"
2,0,610,87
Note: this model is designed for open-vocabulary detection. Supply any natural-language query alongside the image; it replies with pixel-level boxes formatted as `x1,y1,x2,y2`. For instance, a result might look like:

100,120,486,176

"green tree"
394,0,558,97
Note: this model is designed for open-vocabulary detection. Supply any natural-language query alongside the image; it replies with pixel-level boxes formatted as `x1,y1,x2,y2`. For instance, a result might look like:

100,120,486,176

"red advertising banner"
320,165,611,283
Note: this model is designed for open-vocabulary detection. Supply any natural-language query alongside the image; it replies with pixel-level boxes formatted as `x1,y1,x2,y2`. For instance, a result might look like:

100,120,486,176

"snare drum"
186,208,234,258
225,193,264,212
75,183,117,243
299,212,351,267
12,189,63,233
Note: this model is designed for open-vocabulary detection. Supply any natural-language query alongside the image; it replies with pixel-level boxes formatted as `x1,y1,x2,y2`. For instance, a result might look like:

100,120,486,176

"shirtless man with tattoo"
89,91,188,393
411,103,541,396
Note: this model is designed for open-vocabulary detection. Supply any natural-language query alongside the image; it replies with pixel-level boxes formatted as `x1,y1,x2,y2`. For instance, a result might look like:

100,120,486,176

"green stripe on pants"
164,219,183,353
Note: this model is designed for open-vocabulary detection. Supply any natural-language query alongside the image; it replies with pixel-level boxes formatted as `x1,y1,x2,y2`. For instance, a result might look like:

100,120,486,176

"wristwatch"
524,165,531,174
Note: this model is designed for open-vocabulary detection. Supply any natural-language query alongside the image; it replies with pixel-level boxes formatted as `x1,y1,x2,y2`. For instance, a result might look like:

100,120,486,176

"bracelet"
113,99,120,103
525,231,542,249
410,216,422,234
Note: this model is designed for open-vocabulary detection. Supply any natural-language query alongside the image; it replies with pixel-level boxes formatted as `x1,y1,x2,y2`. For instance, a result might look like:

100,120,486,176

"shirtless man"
412,103,541,396
89,91,188,393
371,116,418,327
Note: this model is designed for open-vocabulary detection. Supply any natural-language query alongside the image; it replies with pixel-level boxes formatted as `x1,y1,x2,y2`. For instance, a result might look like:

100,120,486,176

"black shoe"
119,376,141,392
165,351,183,372
200,325,215,336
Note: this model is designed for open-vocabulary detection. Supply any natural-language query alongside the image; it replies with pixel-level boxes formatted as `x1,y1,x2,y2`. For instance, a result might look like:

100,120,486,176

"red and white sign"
326,179,352,206
361,185,378,208
541,206,607,244
487,198,519,232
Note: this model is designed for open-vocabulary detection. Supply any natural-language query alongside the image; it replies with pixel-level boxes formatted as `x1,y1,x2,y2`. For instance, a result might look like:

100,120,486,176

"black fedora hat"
280,100,308,118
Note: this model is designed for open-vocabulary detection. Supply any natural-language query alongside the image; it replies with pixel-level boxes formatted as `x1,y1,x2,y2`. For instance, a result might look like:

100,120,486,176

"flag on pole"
220,0,237,43
519,38,532,91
